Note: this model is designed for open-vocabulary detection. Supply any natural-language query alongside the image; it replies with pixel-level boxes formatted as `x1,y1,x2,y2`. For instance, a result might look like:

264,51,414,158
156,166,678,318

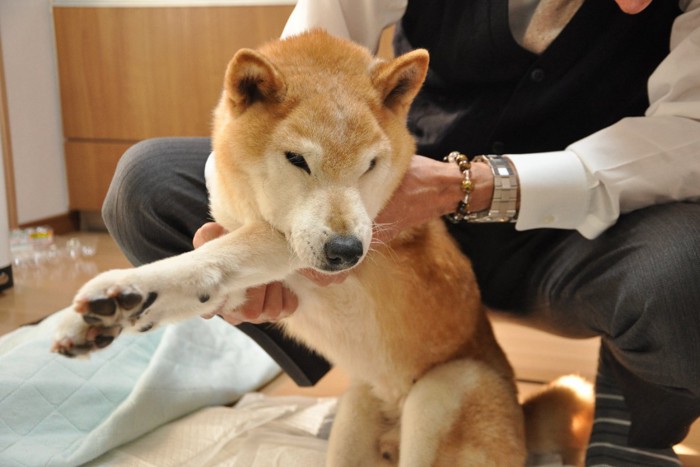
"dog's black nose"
324,235,364,270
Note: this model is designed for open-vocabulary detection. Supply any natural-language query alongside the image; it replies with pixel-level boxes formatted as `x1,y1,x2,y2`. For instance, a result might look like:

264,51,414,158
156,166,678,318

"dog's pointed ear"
224,48,287,112
371,49,429,114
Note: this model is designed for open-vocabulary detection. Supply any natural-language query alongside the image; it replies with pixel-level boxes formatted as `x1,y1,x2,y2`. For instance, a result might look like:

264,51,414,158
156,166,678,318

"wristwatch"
468,155,519,223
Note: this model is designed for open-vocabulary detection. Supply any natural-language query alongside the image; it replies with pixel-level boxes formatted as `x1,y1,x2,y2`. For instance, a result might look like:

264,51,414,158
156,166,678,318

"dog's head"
212,30,429,272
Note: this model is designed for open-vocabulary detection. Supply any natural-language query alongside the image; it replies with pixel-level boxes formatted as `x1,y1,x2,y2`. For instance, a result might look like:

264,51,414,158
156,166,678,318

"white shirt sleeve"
281,0,407,53
511,0,700,239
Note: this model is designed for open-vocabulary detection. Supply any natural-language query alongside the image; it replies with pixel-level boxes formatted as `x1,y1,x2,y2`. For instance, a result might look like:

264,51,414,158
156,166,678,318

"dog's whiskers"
368,223,400,265
371,222,396,246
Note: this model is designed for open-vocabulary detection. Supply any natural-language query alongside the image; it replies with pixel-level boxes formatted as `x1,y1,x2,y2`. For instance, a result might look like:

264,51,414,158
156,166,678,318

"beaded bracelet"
443,151,473,223
443,152,520,224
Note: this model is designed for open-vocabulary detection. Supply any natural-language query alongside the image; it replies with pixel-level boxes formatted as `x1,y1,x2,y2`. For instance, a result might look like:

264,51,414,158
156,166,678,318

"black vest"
395,0,681,158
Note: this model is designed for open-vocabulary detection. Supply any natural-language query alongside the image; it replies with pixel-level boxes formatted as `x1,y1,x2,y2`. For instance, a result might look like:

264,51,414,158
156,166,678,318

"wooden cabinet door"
53,5,293,211
54,6,294,140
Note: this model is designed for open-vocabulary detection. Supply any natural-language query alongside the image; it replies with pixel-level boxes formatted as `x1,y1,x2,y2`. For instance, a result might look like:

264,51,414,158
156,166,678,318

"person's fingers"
237,285,267,321
282,287,299,317
219,314,243,326
262,281,285,320
213,282,299,325
193,222,227,249
195,224,300,324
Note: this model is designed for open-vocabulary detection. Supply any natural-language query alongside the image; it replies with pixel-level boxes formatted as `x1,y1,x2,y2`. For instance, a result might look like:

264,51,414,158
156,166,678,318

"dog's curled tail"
522,374,595,467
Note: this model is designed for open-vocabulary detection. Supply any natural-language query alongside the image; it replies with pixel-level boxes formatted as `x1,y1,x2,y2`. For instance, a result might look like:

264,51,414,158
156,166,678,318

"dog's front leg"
327,382,398,467
52,223,297,357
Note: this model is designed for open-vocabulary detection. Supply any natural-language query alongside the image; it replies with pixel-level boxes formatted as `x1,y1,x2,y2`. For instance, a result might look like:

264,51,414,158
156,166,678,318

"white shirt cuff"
507,151,592,233
204,151,217,199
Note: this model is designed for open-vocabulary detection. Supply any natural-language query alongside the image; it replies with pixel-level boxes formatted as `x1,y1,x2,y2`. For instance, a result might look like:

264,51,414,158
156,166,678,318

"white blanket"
0,309,281,467
86,393,336,467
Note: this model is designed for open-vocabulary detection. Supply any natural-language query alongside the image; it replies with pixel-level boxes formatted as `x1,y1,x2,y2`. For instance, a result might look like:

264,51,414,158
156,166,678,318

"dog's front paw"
74,283,158,331
51,309,123,358
52,270,160,357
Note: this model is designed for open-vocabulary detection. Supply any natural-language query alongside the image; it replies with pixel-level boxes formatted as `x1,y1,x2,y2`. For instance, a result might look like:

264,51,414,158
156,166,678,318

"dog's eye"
285,151,311,174
366,157,378,174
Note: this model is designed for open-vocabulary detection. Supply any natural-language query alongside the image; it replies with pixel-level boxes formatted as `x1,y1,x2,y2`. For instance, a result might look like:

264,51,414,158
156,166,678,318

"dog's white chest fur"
282,276,400,398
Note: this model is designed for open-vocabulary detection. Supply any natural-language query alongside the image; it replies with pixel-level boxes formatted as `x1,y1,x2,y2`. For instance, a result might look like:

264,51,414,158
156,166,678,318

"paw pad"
116,292,143,310
94,335,115,348
88,298,117,316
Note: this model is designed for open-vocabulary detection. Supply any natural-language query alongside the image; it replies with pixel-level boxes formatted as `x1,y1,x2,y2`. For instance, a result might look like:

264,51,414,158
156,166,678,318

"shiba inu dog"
52,30,592,466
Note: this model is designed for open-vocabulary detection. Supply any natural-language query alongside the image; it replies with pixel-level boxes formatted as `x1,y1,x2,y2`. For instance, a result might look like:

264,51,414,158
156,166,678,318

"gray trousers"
103,137,700,448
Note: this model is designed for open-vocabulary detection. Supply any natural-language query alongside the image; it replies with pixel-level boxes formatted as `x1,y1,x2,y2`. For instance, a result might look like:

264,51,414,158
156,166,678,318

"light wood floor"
0,232,131,335
1,231,697,463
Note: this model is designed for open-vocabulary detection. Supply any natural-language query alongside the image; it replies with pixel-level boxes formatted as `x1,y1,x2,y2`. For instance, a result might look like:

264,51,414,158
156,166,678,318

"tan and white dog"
52,31,592,466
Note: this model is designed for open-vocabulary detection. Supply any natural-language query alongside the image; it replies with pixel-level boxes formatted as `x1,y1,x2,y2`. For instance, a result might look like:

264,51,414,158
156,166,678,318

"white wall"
0,0,68,225
0,129,11,267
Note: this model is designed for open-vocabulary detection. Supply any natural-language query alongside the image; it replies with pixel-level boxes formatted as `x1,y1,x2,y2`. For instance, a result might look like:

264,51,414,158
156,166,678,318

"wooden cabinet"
63,141,132,212
53,5,294,211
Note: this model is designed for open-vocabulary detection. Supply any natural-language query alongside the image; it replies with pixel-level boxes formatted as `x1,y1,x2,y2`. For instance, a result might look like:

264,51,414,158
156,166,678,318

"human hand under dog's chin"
199,281,298,325
193,222,347,325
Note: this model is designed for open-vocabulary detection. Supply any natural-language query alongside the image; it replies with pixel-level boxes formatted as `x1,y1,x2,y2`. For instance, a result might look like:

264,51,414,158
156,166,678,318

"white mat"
86,393,336,467
0,309,281,467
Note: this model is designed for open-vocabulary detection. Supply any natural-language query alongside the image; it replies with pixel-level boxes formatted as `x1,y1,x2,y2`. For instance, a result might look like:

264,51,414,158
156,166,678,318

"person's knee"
607,203,700,390
103,139,170,229
611,204,700,328
102,137,211,265
102,138,192,265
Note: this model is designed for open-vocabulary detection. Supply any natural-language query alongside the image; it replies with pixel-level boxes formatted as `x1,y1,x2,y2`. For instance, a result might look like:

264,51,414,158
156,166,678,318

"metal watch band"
468,155,519,223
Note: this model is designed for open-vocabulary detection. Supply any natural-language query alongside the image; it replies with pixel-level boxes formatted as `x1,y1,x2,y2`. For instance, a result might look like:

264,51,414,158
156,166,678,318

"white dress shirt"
281,0,700,239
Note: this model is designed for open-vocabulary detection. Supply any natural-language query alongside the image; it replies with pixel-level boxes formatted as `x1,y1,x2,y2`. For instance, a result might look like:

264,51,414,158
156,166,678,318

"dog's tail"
522,374,595,467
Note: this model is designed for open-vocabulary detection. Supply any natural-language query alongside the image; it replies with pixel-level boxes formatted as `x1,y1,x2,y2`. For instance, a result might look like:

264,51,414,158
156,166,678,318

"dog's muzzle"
323,235,364,271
